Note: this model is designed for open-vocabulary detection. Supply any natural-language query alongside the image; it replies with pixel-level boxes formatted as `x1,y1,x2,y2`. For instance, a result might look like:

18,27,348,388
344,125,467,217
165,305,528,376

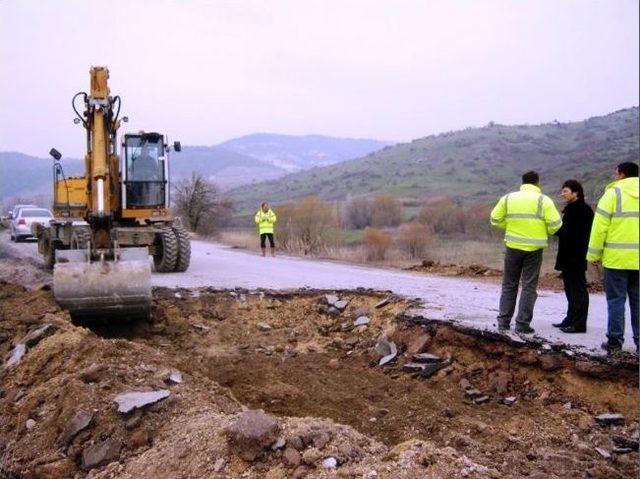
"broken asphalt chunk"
612,435,639,451
164,370,183,385
465,389,484,399
114,390,170,414
415,361,450,378
412,353,442,363
82,438,122,470
595,447,611,459
354,316,371,327
58,410,94,448
5,343,26,369
225,409,280,461
376,340,397,366
334,300,349,311
503,396,517,406
375,298,390,309
474,396,490,405
595,413,625,427
22,324,56,348
403,362,427,372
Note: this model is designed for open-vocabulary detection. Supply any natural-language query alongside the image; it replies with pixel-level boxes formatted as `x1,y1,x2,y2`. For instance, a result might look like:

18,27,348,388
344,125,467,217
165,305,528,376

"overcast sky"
0,0,638,158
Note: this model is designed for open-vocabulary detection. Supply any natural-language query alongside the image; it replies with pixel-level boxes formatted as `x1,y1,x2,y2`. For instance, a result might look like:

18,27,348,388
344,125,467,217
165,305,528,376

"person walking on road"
552,180,594,333
587,162,639,354
255,202,277,257
490,171,562,334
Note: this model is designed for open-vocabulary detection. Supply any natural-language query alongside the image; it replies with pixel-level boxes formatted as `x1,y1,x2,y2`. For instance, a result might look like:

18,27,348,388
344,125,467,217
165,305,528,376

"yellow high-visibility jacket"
490,184,562,252
255,209,277,235
586,177,639,270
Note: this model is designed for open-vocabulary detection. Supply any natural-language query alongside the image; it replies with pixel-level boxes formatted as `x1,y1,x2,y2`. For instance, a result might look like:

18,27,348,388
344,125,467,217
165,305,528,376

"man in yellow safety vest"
587,162,639,354
490,171,562,334
255,202,277,257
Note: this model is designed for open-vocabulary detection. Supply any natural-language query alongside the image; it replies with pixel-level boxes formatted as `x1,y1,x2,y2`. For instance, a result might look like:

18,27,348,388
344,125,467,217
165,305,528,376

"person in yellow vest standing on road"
255,202,277,257
490,171,562,334
587,162,639,354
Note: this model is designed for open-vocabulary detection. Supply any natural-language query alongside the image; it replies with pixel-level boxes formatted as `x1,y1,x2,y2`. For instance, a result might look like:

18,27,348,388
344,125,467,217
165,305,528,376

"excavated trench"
124,287,638,477
1,282,638,478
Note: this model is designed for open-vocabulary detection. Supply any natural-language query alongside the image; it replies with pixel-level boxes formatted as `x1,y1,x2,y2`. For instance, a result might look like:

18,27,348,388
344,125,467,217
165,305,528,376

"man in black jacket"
553,180,595,333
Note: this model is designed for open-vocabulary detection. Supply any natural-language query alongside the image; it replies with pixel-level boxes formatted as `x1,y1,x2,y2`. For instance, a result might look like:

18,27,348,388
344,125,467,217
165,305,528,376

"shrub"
371,195,403,227
397,222,431,258
363,227,392,261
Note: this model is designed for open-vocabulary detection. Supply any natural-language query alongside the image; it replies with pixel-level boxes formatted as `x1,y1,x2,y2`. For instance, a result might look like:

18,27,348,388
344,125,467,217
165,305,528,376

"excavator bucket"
53,248,151,321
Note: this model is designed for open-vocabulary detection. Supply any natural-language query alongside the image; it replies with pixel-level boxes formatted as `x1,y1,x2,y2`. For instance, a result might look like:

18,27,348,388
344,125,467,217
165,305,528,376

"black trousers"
561,268,589,329
260,233,275,248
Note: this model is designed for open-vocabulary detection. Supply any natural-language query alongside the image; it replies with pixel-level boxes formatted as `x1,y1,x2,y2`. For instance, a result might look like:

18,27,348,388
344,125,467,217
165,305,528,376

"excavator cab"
123,133,168,209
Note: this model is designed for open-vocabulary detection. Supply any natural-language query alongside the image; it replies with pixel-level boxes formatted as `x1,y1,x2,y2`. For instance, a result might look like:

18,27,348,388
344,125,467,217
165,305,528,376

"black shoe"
552,321,571,328
601,340,622,353
515,325,535,334
497,323,510,331
560,326,586,333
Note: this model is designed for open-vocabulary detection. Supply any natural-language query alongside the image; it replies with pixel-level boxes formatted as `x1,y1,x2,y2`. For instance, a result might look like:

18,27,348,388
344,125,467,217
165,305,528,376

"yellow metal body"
53,176,88,217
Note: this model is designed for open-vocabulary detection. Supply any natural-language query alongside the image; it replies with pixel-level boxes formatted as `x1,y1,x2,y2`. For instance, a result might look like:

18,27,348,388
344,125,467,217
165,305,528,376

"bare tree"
371,195,403,227
343,196,374,229
173,172,233,234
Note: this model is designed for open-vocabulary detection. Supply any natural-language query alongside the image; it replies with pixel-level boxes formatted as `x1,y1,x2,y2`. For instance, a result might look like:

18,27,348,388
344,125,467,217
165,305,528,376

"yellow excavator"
34,67,190,321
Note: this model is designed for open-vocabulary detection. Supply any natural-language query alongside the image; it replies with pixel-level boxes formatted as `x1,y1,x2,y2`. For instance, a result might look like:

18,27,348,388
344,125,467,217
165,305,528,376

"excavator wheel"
153,227,178,272
70,228,91,249
172,225,191,272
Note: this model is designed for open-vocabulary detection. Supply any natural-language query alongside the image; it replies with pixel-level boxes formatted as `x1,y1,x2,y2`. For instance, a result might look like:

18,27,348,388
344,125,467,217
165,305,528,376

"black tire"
172,225,191,272
153,227,178,272
70,228,91,249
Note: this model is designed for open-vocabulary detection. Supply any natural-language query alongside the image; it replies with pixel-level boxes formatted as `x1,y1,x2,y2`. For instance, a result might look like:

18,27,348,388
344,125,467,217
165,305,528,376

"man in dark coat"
553,180,595,333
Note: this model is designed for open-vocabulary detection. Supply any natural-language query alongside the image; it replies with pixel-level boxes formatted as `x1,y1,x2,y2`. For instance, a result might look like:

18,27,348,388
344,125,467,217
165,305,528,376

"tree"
363,227,392,261
371,195,403,227
397,222,431,258
343,196,374,229
173,172,233,234
418,197,465,235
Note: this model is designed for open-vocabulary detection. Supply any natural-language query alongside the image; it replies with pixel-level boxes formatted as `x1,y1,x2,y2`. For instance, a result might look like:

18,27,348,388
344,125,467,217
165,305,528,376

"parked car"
10,207,53,242
9,204,37,220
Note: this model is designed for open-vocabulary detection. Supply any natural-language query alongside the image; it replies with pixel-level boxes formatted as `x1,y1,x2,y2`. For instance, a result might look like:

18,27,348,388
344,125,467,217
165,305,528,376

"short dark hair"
562,179,584,200
617,162,639,178
522,171,539,185
261,202,268,207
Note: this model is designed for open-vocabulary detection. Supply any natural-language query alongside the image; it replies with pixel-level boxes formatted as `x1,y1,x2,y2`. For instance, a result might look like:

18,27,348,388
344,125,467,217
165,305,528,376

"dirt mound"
1,281,638,478
407,260,502,278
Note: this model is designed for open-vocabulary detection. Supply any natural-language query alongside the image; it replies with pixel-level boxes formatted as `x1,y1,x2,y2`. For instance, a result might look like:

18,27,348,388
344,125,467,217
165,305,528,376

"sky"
0,0,638,158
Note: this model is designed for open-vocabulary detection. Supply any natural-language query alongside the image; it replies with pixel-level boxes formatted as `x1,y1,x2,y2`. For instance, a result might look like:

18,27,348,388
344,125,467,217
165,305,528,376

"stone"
114,390,170,414
375,298,390,309
351,306,371,319
225,409,280,461
416,362,449,378
612,435,639,451
288,435,304,450
81,438,121,470
354,316,371,327
406,333,431,355
403,362,427,372
22,324,56,348
503,397,517,406
563,402,572,410
271,437,286,450
334,300,349,311
5,343,26,368
328,359,341,370
474,396,490,404
164,371,183,385
328,307,341,317
58,410,94,447
595,447,611,459
312,432,331,449
595,413,625,426
258,322,272,331
465,389,483,399
191,323,210,332
25,419,36,430
302,447,322,465
322,457,338,469
325,295,339,306
77,363,106,383
412,353,441,363
375,339,397,364
213,458,226,472
282,447,302,467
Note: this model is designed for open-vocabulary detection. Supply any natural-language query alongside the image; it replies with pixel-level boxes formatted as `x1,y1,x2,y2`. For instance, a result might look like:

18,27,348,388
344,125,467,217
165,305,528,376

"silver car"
10,207,53,242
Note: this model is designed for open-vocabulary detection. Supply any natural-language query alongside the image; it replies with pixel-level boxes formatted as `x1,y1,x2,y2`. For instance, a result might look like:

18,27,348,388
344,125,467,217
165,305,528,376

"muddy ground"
1,279,638,479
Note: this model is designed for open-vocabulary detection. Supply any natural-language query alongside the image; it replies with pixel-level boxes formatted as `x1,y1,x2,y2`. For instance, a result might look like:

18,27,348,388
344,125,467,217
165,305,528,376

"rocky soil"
1,278,638,479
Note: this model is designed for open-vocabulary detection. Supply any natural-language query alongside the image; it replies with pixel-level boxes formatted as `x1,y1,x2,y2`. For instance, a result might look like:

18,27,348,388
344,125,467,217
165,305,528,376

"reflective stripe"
604,242,639,250
614,187,622,213
612,211,640,218
490,217,503,224
536,195,543,219
548,219,562,228
588,247,603,255
504,235,548,246
596,207,612,219
506,213,540,219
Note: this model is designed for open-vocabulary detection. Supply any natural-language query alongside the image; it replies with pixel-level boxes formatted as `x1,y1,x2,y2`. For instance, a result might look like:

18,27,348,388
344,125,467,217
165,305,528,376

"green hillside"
228,108,639,213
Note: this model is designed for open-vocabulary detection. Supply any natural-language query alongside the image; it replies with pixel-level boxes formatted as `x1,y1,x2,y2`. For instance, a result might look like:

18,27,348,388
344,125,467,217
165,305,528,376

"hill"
217,133,392,172
227,108,639,213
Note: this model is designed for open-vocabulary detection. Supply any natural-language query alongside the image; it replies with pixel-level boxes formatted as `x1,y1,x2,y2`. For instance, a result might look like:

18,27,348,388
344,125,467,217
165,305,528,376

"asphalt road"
2,233,635,353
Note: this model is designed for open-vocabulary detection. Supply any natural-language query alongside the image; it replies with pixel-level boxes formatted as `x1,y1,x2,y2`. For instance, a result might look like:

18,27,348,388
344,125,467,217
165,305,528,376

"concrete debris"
415,361,450,378
5,343,26,368
257,322,273,331
334,300,349,311
374,298,390,309
321,457,338,469
412,353,441,363
81,438,122,470
58,410,94,447
22,324,56,348
114,390,171,414
325,295,339,306
354,316,371,326
225,409,280,461
503,396,517,406
595,413,625,427
377,340,398,366
595,447,611,459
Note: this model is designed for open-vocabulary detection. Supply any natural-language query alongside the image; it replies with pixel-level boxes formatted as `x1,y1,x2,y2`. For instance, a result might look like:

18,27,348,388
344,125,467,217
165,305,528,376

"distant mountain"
217,133,393,172
0,133,390,201
227,108,639,214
